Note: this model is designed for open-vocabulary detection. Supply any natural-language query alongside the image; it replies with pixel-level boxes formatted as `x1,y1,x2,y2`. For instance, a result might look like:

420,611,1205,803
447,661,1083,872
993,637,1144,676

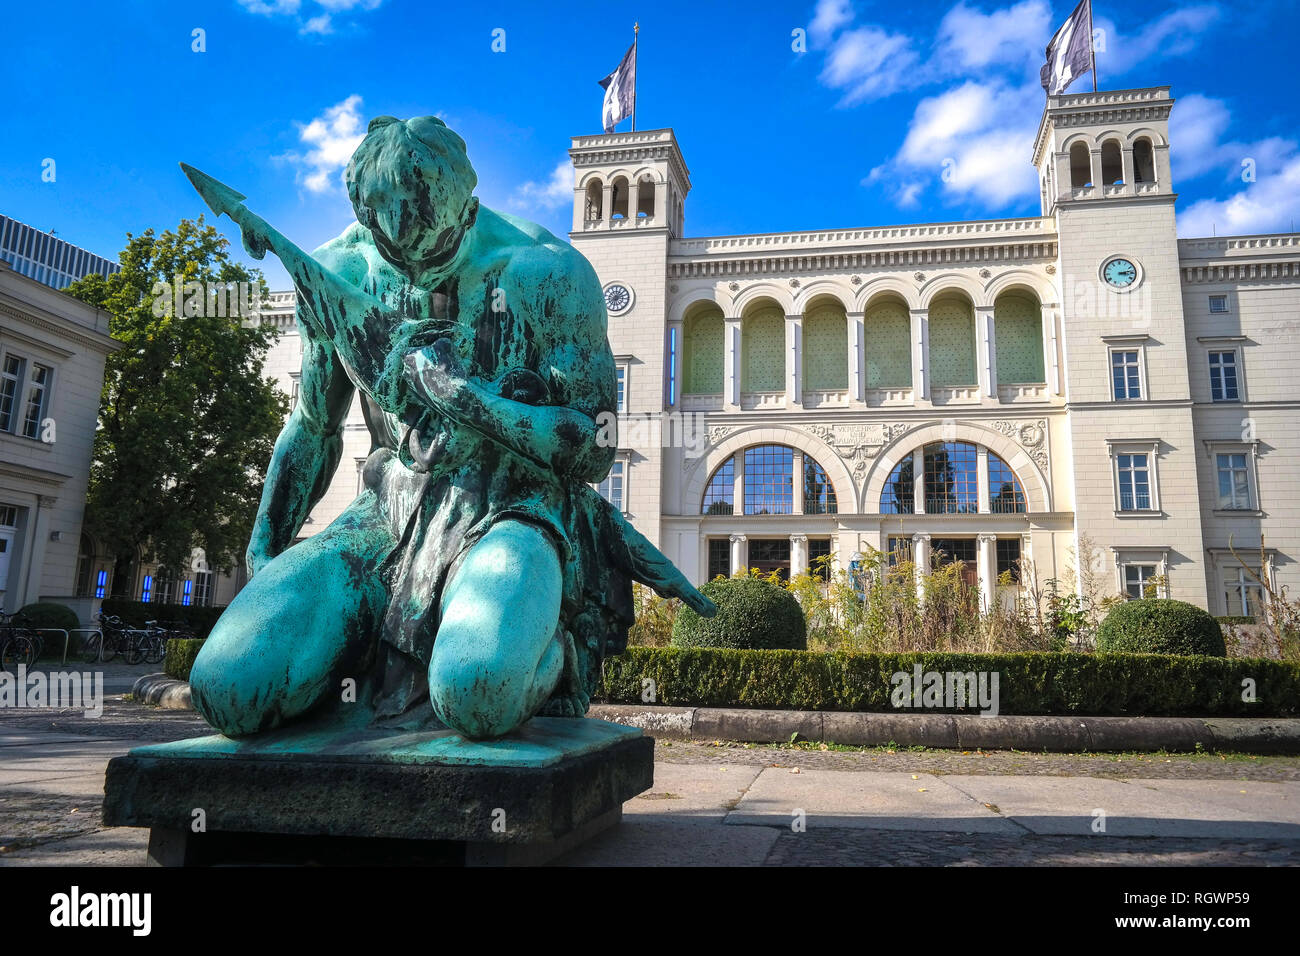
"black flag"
599,42,636,133
1040,0,1094,95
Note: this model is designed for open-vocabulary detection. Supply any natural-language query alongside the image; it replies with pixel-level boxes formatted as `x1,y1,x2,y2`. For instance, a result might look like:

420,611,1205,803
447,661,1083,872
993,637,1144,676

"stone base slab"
102,717,654,865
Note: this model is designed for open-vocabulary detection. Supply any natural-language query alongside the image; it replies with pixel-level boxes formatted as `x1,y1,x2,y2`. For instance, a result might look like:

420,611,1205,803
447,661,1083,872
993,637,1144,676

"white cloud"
809,0,854,45
238,0,381,35
1178,151,1300,237
820,26,922,104
282,95,367,194
511,161,572,213
1094,5,1222,76
934,0,1050,72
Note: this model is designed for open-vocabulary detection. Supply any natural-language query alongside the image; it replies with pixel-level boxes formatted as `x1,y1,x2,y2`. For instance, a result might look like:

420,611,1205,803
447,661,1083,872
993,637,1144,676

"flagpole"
1088,0,1098,92
632,22,639,132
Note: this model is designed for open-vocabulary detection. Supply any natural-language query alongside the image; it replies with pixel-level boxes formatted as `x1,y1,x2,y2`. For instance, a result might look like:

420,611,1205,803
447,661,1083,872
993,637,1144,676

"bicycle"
0,612,36,671
84,611,130,663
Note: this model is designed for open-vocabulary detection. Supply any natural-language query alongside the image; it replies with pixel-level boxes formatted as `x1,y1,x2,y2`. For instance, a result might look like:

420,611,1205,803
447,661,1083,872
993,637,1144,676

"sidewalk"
2,702,1299,866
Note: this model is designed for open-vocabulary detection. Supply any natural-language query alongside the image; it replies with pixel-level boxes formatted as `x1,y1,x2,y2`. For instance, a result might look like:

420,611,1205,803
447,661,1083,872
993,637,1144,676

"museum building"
252,86,1299,618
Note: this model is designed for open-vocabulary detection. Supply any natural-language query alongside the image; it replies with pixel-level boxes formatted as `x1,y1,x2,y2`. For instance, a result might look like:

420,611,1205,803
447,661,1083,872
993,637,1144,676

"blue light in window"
182,579,193,607
667,327,677,406
95,569,107,599
141,574,152,602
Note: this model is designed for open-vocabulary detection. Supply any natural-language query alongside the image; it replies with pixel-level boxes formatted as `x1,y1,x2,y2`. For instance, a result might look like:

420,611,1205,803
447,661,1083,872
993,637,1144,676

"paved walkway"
2,700,1298,866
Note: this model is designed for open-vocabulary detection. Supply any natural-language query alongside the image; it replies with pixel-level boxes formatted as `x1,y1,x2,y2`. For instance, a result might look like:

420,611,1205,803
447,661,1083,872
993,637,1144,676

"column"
977,533,998,613
847,311,865,403
729,533,747,576
786,314,801,406
1120,147,1136,194
977,446,991,514
910,307,929,402
654,180,668,224
732,450,746,516
976,304,996,399
792,451,805,514
1043,303,1062,396
602,183,613,227
912,448,926,514
19,495,57,607
790,534,808,578
724,316,741,409
912,533,931,601
1089,148,1102,190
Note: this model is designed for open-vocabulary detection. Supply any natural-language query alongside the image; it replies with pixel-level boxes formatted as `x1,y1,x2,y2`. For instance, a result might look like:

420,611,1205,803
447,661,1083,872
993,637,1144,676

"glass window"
182,579,194,607
141,574,153,603
886,537,912,566
194,571,214,607
879,458,914,514
21,363,50,439
701,456,734,515
1116,453,1152,511
595,460,624,511
1222,567,1263,617
744,445,793,515
803,458,838,515
615,366,626,412
1216,453,1251,509
996,538,1022,582
1111,350,1141,400
707,539,730,579
0,355,23,432
1124,564,1158,599
1209,351,1239,402
924,442,978,514
808,538,832,581
156,573,175,605
1208,295,1228,313
94,569,108,600
988,453,1026,513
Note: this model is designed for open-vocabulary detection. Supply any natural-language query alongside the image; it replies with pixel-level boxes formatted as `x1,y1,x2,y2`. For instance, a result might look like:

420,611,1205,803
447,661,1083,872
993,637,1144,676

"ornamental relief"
989,418,1049,470
805,422,908,480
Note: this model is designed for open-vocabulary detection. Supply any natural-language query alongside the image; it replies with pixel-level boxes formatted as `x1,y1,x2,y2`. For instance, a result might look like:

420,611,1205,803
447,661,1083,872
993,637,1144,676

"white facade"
242,86,1300,619
0,259,119,618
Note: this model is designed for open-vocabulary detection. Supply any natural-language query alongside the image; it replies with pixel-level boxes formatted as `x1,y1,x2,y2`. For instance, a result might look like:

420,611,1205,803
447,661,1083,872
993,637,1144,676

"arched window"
1101,139,1123,185
636,176,655,218
584,179,603,221
988,453,1026,513
929,294,976,388
803,458,838,514
611,176,630,219
683,305,724,396
741,304,785,392
994,293,1045,385
802,301,848,391
702,457,734,514
924,441,979,514
1133,138,1156,184
1069,141,1092,188
864,297,912,389
700,445,839,516
880,458,914,514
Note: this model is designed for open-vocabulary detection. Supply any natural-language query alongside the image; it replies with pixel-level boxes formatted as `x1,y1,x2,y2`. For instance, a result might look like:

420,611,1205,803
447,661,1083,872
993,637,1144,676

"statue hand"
403,338,470,411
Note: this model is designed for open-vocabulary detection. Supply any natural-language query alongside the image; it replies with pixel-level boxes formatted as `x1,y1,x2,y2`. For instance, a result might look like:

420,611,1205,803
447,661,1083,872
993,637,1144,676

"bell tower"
567,129,691,551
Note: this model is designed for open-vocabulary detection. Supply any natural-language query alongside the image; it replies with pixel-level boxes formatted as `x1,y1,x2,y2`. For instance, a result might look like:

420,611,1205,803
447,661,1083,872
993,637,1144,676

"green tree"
66,217,288,585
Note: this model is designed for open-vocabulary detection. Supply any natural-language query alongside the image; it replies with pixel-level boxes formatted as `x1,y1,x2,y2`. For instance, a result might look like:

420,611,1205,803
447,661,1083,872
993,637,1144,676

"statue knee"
427,651,529,740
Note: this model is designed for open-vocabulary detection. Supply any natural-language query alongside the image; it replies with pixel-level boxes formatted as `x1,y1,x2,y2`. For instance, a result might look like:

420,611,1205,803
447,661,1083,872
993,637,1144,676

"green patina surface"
128,716,641,769
180,115,714,745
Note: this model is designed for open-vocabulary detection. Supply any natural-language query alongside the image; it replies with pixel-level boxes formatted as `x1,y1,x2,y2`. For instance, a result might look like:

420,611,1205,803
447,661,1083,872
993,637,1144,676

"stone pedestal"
102,717,653,866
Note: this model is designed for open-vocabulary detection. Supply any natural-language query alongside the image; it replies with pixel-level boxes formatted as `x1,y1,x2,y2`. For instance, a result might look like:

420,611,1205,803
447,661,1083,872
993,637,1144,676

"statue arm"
247,308,355,575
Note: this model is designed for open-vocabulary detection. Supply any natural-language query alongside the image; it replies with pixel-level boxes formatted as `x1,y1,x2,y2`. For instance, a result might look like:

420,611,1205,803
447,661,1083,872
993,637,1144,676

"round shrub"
17,602,80,632
1096,598,1226,656
671,576,807,651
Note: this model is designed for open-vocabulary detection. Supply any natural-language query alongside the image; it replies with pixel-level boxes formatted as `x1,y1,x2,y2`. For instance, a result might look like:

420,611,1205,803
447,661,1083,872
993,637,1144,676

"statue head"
346,115,480,278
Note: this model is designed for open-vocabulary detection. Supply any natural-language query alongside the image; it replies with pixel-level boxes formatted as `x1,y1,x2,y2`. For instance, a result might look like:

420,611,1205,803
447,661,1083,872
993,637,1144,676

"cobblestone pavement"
763,830,1300,866
3,701,1299,865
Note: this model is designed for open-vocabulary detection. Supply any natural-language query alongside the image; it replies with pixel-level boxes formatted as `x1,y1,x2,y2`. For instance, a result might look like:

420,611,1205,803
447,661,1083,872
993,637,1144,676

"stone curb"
131,673,193,711
587,704,1300,754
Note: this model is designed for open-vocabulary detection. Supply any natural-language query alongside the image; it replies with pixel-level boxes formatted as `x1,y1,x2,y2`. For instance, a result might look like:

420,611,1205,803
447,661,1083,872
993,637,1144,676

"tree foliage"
65,217,288,576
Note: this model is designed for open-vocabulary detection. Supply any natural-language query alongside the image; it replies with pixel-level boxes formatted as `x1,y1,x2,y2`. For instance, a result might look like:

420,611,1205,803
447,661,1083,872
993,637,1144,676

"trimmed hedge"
18,602,79,633
163,639,206,682
598,646,1300,717
672,576,807,651
1097,599,1226,656
101,599,226,638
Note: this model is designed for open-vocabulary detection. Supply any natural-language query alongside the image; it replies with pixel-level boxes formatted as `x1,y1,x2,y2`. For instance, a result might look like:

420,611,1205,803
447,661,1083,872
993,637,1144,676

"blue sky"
3,0,1297,289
